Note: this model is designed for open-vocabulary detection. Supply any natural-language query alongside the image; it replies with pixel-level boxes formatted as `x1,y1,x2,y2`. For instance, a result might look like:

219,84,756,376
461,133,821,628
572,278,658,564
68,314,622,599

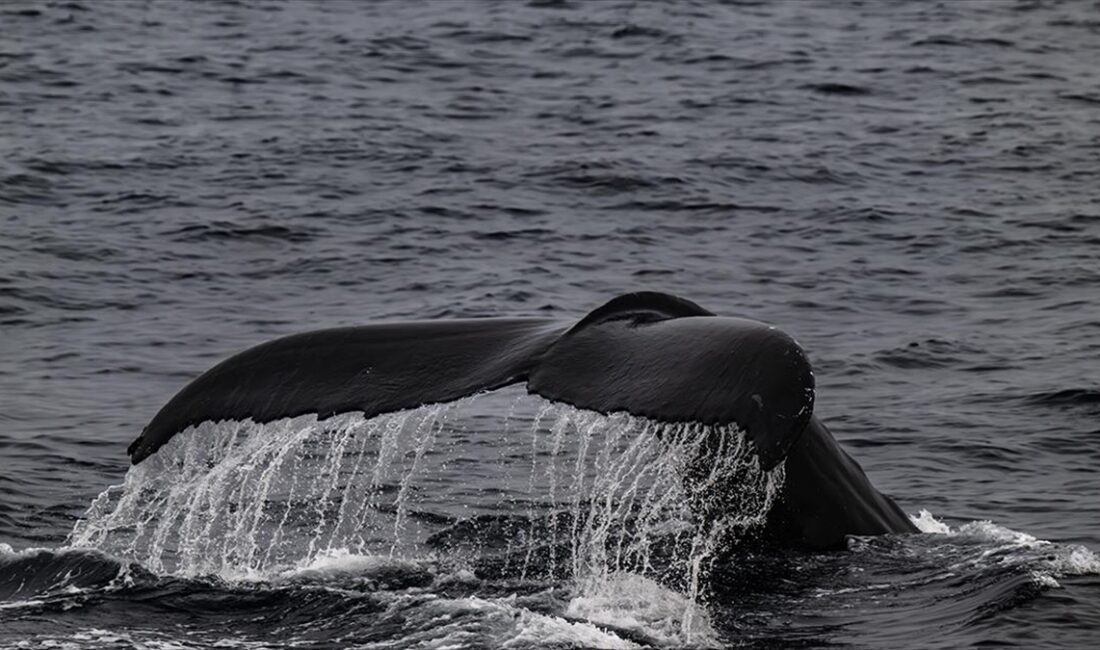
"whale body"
127,292,916,549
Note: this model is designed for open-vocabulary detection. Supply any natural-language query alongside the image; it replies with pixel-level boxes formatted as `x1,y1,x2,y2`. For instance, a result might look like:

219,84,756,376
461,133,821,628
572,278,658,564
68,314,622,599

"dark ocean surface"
2,1,1099,648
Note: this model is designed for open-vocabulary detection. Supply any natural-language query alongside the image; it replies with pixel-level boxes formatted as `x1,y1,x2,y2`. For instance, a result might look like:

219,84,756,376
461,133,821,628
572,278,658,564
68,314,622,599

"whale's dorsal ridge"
568,291,715,334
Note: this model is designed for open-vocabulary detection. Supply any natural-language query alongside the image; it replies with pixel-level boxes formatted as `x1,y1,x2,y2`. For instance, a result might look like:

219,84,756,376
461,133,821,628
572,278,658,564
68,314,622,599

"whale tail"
129,292,814,470
126,291,916,549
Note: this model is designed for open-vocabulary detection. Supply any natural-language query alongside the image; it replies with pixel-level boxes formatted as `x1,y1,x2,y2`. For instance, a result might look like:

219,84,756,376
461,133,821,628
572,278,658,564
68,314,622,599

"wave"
0,544,129,606
1022,388,1100,411
5,512,1098,649
168,222,318,244
0,544,710,649
48,397,782,646
8,509,1094,648
909,510,1100,587
4,398,1097,648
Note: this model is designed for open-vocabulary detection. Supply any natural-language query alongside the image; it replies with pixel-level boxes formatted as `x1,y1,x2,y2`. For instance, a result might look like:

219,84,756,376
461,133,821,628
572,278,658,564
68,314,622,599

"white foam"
1043,544,1100,576
0,544,54,559
277,547,423,581
954,520,1042,545
566,573,719,648
8,621,274,650
435,568,480,586
0,598,47,611
1031,572,1061,589
376,595,640,650
11,627,253,650
909,509,951,534
503,606,639,650
908,509,1100,581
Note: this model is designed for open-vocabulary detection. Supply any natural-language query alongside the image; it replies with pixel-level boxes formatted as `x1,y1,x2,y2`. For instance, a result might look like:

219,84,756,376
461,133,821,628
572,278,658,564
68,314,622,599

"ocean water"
2,0,1099,647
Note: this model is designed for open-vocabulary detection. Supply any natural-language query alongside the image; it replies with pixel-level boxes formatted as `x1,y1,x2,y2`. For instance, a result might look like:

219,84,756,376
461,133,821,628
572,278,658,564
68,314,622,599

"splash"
904,509,1100,588
68,403,460,577
565,573,718,647
519,404,784,600
68,394,784,641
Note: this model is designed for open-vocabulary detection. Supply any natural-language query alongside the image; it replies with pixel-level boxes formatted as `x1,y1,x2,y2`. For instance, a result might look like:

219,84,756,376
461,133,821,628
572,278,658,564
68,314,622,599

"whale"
127,291,917,549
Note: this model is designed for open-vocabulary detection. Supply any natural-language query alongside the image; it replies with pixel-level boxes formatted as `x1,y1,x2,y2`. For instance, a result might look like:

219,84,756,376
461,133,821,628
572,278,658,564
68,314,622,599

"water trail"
67,392,784,641
525,405,785,631
68,404,466,577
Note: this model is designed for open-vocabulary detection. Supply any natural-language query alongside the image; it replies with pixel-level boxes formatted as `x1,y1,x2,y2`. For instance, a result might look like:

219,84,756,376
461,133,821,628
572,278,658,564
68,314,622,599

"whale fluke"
126,291,916,549
127,318,567,464
128,292,813,469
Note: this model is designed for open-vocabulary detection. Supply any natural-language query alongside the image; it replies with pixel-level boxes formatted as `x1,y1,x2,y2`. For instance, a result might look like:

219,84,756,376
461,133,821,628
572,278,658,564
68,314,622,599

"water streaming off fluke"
67,393,784,637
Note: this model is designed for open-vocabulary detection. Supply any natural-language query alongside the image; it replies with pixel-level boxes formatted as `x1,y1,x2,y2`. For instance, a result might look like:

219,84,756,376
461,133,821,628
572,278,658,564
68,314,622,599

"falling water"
520,404,785,595
68,392,785,633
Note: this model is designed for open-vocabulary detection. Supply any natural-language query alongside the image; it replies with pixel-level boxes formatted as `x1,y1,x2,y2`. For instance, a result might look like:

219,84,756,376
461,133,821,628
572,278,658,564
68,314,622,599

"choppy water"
2,0,1099,648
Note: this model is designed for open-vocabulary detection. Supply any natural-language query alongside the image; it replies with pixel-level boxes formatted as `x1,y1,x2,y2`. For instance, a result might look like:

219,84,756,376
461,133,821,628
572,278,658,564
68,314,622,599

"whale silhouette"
127,292,916,549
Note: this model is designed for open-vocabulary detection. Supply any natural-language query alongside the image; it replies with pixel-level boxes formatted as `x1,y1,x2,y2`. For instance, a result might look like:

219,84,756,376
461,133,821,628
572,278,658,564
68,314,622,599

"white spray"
68,394,785,639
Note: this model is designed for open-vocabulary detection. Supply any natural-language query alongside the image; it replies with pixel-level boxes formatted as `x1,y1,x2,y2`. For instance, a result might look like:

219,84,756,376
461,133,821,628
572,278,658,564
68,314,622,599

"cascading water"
67,389,785,641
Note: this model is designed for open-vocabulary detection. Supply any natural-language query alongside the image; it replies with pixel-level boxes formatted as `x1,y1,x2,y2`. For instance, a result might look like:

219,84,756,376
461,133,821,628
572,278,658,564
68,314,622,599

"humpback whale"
127,292,916,550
